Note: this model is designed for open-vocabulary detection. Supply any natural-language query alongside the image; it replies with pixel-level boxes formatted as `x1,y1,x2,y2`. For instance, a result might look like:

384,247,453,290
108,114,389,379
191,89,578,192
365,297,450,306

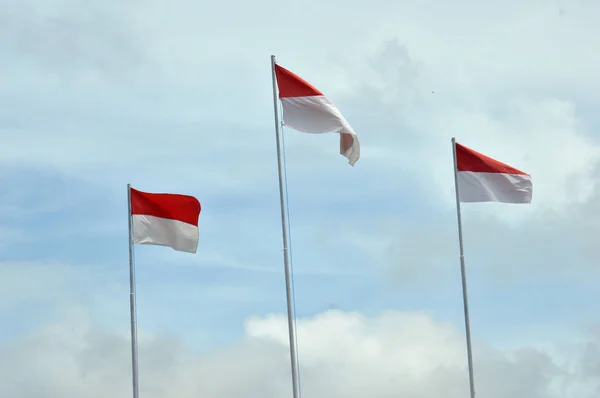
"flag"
274,63,360,166
455,142,532,204
129,187,201,253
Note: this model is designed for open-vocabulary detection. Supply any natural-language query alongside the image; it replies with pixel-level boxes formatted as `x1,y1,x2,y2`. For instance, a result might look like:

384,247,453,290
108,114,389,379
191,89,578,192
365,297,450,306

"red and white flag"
274,63,360,166
455,142,532,204
130,187,201,253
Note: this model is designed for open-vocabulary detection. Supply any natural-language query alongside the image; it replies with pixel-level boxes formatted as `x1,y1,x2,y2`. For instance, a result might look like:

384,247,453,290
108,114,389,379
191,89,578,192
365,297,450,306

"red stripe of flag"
274,64,323,98
130,188,201,226
456,142,528,175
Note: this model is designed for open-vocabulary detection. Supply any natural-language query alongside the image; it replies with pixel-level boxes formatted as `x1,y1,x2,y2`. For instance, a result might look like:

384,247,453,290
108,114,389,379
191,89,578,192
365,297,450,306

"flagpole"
127,183,140,398
270,54,301,398
451,138,476,398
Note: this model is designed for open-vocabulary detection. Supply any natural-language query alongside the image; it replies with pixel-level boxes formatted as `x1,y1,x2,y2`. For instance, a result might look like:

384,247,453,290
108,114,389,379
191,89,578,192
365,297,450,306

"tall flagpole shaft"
451,138,476,398
127,183,140,398
270,54,301,398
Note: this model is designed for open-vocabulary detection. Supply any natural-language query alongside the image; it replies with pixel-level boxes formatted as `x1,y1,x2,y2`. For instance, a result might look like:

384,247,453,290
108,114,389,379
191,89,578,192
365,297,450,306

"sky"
1,0,600,396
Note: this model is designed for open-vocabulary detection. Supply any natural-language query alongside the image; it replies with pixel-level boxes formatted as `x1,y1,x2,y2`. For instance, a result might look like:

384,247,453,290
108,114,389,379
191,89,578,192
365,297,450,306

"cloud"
333,39,600,214
0,309,598,398
0,0,145,83
1,0,598,214
1,1,600,396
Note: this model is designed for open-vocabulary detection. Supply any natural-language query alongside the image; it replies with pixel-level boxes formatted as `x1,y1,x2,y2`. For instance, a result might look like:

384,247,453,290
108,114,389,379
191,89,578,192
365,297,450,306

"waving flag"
129,187,201,253
274,63,360,166
455,141,532,204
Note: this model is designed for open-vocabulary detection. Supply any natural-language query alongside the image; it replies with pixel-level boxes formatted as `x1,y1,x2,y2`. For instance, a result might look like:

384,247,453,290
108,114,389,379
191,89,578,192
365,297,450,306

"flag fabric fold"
274,63,360,166
455,142,532,204
129,187,201,253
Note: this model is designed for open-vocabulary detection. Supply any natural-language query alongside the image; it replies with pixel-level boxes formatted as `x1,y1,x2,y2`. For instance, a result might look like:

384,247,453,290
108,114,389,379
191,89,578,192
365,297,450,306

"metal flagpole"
451,137,476,398
270,54,301,398
127,183,140,398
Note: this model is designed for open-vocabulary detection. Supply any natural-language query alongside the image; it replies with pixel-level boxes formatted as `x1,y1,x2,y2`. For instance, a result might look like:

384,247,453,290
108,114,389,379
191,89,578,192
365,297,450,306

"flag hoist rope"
270,54,303,398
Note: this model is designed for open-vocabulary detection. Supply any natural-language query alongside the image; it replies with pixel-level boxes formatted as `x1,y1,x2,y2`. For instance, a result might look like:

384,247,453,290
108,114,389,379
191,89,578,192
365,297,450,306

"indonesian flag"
130,187,201,253
274,63,360,166
455,142,532,204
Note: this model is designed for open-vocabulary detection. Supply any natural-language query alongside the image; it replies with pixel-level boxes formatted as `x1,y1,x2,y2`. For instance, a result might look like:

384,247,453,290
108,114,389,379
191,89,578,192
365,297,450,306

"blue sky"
1,0,600,397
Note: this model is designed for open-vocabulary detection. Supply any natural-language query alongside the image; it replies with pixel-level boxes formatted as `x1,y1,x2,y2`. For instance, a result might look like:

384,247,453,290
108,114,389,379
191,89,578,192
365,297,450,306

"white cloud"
0,308,598,398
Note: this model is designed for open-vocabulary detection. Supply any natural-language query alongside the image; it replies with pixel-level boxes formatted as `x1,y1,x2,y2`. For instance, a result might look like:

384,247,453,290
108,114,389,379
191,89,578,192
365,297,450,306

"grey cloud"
311,154,600,290
0,0,145,82
377,188,600,289
364,39,423,107
0,261,119,314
